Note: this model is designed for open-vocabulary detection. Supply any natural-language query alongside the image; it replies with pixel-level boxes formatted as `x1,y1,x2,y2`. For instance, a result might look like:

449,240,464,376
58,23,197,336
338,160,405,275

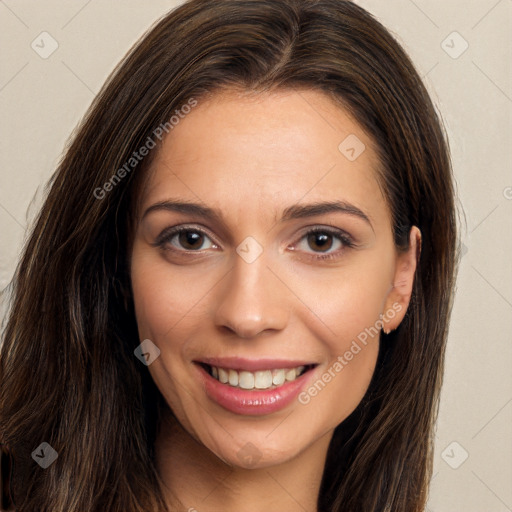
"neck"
154,409,332,512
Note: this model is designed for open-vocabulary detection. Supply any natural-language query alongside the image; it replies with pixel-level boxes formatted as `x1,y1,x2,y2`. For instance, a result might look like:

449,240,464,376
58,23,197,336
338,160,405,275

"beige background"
1,1,511,510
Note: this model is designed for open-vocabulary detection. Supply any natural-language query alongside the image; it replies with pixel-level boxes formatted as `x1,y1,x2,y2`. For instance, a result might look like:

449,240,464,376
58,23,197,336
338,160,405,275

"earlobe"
382,226,421,334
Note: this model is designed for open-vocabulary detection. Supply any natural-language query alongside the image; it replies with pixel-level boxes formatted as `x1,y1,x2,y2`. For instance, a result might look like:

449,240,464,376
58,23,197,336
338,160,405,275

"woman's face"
130,89,419,469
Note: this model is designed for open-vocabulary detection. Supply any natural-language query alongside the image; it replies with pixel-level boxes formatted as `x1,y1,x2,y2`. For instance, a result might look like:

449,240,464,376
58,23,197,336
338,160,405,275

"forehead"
139,88,389,228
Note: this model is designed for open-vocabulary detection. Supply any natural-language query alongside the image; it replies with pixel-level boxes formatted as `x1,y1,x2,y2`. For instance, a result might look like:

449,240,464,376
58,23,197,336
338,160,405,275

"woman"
0,0,459,510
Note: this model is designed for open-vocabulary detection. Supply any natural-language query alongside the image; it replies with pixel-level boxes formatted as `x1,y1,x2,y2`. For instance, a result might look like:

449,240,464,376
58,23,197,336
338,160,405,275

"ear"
382,226,421,334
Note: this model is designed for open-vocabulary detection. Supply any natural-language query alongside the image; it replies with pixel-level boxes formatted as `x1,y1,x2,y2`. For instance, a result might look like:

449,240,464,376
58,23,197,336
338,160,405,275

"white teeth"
228,369,238,386
272,369,285,386
209,365,308,390
218,367,229,384
238,371,254,389
254,370,272,389
285,368,296,381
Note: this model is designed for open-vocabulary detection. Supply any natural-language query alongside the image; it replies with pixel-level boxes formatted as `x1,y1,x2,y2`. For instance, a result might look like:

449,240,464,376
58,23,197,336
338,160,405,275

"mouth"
194,359,318,416
198,362,314,391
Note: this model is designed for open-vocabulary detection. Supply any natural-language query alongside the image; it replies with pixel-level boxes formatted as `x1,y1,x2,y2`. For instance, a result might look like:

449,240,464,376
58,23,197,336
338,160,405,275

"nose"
213,254,290,339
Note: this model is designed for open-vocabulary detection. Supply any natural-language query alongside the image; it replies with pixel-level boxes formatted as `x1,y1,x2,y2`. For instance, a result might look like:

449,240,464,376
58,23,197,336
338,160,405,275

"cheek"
130,246,216,341
287,259,389,420
130,248,212,435
295,269,386,418
300,342,379,430
287,256,392,352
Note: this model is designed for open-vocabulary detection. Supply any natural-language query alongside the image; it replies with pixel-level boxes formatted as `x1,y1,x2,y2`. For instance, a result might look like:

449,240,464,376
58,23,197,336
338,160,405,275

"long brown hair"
0,1,459,510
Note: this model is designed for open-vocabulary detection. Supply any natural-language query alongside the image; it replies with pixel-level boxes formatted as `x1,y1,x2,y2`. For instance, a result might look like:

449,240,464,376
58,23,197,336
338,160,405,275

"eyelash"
153,225,356,261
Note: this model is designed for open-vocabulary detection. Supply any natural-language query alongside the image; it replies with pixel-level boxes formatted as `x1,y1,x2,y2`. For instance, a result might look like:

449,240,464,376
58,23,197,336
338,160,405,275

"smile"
195,359,317,416
206,364,309,390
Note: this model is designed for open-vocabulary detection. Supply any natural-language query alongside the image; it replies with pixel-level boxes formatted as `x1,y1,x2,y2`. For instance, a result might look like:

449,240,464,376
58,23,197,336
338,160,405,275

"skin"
130,88,421,512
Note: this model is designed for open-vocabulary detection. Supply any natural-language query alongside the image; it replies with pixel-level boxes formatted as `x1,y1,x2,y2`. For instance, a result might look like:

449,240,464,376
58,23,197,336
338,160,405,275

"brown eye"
177,230,206,250
292,227,355,261
307,232,334,252
156,226,217,252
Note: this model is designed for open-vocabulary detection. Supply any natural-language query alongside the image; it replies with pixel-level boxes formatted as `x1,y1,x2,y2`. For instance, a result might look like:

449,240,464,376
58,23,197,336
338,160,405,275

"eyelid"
154,223,356,257
288,225,356,256
154,224,220,251
292,224,354,243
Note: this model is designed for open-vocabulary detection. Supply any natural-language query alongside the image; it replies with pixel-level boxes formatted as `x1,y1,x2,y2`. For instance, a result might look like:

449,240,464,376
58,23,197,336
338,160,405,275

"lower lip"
195,364,313,416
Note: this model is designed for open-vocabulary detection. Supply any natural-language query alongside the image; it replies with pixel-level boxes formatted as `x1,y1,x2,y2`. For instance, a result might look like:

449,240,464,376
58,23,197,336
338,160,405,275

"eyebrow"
142,199,373,229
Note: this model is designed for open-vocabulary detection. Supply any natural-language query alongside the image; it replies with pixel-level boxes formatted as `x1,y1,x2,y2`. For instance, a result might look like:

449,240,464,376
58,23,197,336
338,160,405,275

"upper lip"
195,357,317,372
